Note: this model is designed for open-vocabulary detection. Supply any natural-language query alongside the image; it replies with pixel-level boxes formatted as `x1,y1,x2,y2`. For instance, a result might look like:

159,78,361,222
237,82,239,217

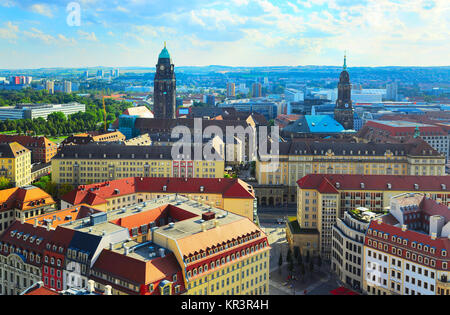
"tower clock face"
345,103,349,108
160,65,165,71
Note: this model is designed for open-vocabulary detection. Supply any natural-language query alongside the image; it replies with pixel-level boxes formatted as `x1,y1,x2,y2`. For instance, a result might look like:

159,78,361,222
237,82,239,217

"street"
259,210,338,296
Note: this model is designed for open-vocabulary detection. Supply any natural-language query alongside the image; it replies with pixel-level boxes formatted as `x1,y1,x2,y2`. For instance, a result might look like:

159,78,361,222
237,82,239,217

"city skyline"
0,0,449,69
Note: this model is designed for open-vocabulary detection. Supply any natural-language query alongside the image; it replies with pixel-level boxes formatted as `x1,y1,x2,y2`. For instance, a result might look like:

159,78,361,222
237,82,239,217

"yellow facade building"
0,142,31,187
256,140,446,206
51,144,225,186
290,174,450,261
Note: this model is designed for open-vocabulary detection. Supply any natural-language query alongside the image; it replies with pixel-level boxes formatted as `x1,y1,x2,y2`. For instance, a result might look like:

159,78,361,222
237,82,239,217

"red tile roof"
297,174,450,192
24,286,60,295
62,177,255,206
92,249,180,285
367,215,450,265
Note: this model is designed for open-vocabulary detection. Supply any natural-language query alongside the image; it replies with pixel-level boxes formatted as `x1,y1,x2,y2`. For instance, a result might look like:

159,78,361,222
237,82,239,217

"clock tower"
334,54,354,130
154,42,176,119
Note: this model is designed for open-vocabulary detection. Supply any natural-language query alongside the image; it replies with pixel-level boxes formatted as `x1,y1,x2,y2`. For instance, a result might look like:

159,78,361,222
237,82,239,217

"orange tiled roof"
25,286,60,295
25,204,103,228
0,186,55,211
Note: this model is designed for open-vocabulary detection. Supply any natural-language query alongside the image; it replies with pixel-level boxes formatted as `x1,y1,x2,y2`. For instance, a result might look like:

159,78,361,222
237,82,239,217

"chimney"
124,246,129,255
214,220,219,228
377,218,382,225
87,280,95,293
34,219,38,227
402,225,407,232
20,216,25,224
46,224,51,231
159,248,165,258
431,232,437,240
104,285,112,295
201,221,206,232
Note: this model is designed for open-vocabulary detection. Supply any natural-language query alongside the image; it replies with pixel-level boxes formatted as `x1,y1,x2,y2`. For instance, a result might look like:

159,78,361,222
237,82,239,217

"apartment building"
331,208,383,291
256,139,446,206
0,195,269,295
0,142,31,187
0,185,56,234
0,222,52,295
60,177,257,221
51,144,225,186
289,174,450,261
358,120,449,160
363,193,450,295
0,135,58,163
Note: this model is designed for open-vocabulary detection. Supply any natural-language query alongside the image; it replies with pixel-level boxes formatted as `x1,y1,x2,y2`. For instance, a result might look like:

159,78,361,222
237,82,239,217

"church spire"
343,52,347,71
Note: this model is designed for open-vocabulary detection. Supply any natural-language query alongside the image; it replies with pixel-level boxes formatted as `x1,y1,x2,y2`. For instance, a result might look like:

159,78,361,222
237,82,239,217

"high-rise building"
203,94,216,106
252,83,262,98
153,43,176,119
63,81,72,94
45,80,54,94
334,55,354,130
386,82,398,101
97,70,104,78
227,83,236,98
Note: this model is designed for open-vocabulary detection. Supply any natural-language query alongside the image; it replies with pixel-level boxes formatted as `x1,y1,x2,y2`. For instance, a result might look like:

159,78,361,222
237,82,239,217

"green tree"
286,247,293,263
299,263,305,279
58,184,74,198
0,177,12,190
297,254,303,266
278,252,283,272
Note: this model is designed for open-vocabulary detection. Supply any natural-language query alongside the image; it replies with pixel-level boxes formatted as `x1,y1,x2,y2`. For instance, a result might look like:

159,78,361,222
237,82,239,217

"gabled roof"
0,186,55,211
0,142,30,158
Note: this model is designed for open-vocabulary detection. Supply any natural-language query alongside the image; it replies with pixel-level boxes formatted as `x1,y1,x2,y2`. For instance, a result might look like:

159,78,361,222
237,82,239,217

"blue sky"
0,0,449,68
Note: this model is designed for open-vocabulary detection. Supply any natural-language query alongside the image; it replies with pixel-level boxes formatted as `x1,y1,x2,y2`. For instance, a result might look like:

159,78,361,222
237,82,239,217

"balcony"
437,277,450,288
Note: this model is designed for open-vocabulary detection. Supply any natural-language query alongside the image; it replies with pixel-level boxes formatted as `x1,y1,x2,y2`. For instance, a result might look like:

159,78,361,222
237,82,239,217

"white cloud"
78,30,98,41
23,27,55,43
30,3,53,18
0,21,19,41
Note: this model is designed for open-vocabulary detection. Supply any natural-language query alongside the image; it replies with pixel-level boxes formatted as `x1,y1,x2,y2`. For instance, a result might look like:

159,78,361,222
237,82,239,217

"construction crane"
102,91,107,133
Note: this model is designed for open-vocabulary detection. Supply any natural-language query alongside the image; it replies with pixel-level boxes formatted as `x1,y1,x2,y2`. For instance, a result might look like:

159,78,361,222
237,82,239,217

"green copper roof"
159,46,171,59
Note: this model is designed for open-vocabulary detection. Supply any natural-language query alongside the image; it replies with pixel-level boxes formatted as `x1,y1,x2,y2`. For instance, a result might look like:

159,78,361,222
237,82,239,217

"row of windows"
185,233,264,263
187,242,267,279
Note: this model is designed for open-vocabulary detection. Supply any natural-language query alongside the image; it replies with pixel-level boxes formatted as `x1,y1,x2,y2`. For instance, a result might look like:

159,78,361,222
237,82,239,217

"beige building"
0,142,31,187
290,174,450,261
332,208,382,291
256,139,446,206
51,144,225,186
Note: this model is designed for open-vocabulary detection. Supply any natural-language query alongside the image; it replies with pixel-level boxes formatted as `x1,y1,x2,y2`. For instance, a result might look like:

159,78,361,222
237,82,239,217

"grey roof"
54,143,220,160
